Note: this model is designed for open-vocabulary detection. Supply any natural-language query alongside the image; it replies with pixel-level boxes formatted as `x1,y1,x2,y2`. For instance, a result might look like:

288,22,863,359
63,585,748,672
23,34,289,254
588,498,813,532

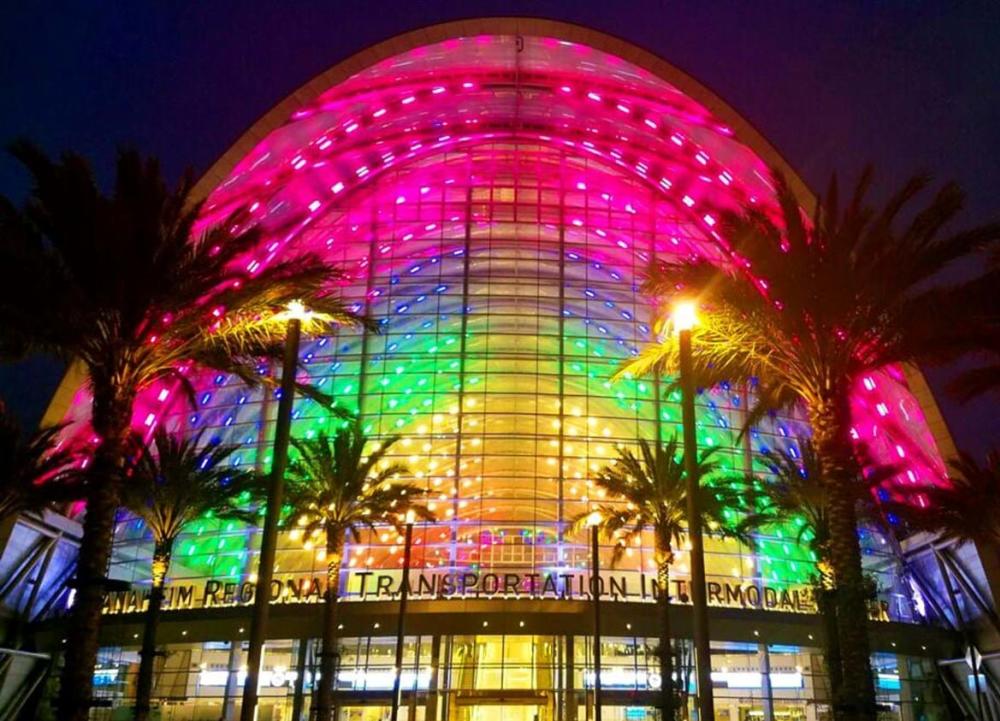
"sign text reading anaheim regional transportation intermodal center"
101,569,840,617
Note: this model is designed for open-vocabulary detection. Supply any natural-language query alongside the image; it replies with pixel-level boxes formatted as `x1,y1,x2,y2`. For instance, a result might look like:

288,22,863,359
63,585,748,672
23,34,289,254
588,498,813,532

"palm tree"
119,429,263,721
282,420,435,721
579,436,748,721
951,248,1000,400
0,143,370,720
895,450,1000,549
620,169,999,721
739,439,898,702
0,400,84,524
951,333,1000,402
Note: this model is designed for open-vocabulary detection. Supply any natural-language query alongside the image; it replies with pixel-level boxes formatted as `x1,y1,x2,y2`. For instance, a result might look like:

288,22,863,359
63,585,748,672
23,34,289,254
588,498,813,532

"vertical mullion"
557,150,568,566
448,176,474,567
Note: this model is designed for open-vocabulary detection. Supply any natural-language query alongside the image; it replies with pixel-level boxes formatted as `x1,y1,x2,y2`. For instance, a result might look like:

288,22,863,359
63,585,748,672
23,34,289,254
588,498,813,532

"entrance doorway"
455,704,544,721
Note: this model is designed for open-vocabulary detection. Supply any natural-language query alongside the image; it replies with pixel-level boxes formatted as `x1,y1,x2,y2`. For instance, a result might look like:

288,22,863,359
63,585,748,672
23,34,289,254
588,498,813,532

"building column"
566,635,577,721
759,644,774,721
291,638,311,721
444,636,460,721
420,636,441,721
897,655,916,721
537,635,555,721
222,641,244,721
803,652,823,721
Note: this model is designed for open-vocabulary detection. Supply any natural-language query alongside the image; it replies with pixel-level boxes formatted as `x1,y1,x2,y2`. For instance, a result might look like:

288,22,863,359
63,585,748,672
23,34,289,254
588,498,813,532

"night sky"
1,1,997,455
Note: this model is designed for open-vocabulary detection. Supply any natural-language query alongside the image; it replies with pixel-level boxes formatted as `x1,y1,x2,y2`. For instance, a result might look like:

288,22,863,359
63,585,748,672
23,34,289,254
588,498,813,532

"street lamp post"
240,305,304,721
589,513,603,721
390,520,415,721
675,301,715,721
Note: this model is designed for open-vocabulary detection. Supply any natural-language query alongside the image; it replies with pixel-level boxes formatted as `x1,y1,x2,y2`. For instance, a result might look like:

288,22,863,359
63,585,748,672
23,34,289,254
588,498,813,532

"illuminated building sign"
101,569,820,615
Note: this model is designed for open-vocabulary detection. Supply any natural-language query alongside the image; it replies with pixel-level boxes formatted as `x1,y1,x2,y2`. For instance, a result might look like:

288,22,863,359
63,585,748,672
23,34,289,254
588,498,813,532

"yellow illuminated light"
285,299,308,320
672,300,698,332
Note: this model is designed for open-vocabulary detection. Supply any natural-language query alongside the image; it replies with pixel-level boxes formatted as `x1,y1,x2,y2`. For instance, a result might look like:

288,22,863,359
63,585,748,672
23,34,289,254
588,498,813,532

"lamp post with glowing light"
588,511,604,721
674,301,715,721
240,301,308,721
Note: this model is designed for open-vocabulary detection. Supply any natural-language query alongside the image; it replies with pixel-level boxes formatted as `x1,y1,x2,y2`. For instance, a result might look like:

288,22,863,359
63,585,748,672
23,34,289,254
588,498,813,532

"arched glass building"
10,18,991,721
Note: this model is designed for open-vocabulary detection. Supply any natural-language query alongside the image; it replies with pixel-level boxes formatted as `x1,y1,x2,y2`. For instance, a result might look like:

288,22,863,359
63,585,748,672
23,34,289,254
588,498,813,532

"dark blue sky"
1,1,998,454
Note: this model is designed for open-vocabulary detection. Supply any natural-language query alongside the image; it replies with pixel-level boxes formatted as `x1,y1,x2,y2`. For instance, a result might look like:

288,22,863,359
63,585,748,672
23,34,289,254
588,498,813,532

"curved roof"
189,18,813,209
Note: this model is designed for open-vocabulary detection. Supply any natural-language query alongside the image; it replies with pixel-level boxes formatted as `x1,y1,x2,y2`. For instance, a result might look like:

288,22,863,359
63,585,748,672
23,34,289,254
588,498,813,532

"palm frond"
0,143,375,446
949,360,1000,402
0,401,86,521
120,428,264,546
886,450,1000,547
623,166,999,422
282,420,436,549
582,435,745,566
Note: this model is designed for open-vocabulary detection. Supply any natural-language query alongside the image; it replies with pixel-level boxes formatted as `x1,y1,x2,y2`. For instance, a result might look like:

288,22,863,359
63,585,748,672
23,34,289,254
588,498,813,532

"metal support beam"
0,537,53,604
906,561,958,630
932,548,1000,712
940,549,1000,637
935,552,991,721
0,649,50,721
939,664,985,721
22,534,61,619
29,558,75,623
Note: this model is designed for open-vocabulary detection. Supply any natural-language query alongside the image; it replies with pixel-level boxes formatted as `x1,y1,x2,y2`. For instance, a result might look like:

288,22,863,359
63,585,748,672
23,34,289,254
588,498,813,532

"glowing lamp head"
586,511,603,528
672,301,698,333
285,299,309,321
405,509,416,524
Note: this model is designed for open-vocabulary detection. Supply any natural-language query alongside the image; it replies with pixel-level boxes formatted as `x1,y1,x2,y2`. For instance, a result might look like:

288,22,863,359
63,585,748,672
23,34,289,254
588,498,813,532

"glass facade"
54,35,944,614
83,637,950,721
35,26,964,721
98,139,918,617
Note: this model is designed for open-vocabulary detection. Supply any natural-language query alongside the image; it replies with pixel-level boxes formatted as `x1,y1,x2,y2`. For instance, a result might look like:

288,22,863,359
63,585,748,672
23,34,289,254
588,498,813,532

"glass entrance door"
456,704,544,721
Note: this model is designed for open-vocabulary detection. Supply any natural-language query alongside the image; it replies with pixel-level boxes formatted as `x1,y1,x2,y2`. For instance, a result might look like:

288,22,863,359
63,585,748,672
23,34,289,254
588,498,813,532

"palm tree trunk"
656,550,676,721
315,535,344,721
810,404,876,721
58,391,133,721
134,542,172,721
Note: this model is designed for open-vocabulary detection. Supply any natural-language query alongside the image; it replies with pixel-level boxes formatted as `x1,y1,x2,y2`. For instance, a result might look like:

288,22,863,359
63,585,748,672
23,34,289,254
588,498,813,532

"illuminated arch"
46,19,956,597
